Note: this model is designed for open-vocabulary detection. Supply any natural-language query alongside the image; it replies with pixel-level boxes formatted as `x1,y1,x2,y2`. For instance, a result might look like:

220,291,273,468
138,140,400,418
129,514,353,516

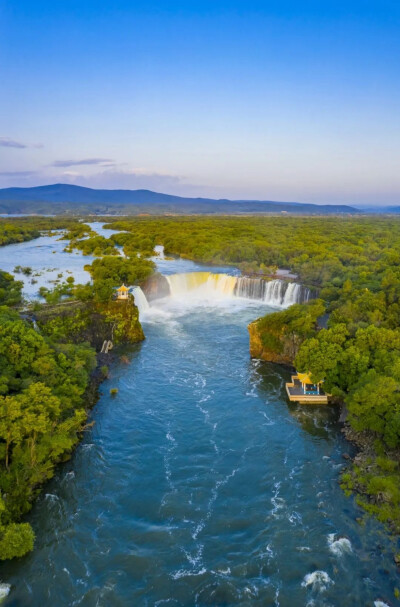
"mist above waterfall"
137,272,309,317
166,272,308,307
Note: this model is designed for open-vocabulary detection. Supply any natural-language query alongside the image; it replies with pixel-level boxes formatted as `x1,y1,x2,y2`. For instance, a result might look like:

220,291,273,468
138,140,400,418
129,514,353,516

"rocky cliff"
248,318,302,365
248,299,325,366
36,297,144,350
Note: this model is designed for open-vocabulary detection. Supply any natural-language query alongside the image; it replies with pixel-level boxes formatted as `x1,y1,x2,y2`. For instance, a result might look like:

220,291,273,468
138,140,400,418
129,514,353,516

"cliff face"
99,299,145,344
36,298,144,350
248,299,325,366
248,319,302,366
142,273,170,301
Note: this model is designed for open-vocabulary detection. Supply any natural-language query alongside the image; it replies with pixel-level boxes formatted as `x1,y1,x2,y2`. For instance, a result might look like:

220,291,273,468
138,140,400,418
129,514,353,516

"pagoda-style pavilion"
116,284,130,300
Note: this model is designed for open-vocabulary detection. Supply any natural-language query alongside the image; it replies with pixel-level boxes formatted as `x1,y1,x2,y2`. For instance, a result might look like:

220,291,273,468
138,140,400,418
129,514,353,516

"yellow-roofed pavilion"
116,284,129,300
285,371,328,404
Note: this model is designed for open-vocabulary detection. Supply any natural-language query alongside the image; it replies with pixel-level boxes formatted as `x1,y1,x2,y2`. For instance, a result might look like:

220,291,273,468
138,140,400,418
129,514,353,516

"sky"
0,0,399,205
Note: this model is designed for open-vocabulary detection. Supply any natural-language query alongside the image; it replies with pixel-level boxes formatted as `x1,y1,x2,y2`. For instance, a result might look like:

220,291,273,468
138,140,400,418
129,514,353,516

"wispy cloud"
51,158,115,167
0,170,38,177
0,137,43,149
0,137,27,149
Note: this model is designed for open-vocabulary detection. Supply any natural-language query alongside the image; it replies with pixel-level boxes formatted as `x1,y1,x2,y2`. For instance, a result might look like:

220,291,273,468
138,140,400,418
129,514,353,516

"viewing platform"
286,373,329,405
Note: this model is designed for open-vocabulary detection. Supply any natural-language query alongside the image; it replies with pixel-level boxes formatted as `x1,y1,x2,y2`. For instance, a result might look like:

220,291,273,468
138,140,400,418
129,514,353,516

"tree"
0,496,34,559
347,372,400,448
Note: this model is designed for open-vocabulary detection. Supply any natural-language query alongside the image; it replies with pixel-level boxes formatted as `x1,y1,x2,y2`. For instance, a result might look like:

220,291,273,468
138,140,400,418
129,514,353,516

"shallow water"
0,222,118,298
0,234,95,298
0,236,399,606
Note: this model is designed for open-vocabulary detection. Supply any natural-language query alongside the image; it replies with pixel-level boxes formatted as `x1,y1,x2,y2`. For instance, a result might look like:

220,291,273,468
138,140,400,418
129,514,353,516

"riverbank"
341,424,400,549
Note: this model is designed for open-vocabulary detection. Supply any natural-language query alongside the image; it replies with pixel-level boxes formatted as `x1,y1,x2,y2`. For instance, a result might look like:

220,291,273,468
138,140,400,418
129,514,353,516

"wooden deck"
285,376,329,404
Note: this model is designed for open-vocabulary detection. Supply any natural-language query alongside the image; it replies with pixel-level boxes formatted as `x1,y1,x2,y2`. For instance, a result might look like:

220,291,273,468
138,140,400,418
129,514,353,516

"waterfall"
281,282,301,306
154,245,165,259
165,272,308,307
234,277,308,306
131,286,150,315
166,272,237,298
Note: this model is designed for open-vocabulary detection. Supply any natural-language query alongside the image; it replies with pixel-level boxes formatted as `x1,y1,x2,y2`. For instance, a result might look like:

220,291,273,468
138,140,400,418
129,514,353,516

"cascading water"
131,286,150,315
165,272,308,307
154,245,165,259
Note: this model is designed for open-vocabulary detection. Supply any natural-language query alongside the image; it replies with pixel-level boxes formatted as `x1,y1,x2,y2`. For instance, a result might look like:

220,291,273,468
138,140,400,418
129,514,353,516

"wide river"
0,231,398,606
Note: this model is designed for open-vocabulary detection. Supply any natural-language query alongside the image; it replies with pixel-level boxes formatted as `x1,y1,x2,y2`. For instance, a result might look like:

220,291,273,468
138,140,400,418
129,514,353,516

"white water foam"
261,411,276,426
302,570,333,592
192,466,240,541
327,533,352,556
0,584,10,602
217,566,231,575
171,567,207,580
270,481,286,518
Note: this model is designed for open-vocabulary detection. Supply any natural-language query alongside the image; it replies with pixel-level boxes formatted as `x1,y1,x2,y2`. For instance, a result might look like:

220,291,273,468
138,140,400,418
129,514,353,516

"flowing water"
0,237,399,606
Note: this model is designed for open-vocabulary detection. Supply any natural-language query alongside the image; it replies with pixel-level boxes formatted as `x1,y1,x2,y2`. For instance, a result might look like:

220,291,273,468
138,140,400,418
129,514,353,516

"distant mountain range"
0,183,363,215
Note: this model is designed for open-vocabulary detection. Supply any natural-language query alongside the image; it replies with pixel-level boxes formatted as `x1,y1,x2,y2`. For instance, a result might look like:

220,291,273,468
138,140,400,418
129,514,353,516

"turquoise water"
0,238,399,606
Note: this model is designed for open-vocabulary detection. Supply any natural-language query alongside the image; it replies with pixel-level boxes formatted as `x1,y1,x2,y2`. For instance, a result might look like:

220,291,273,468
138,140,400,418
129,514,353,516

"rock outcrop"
248,319,302,365
248,299,325,366
142,273,170,301
35,298,144,350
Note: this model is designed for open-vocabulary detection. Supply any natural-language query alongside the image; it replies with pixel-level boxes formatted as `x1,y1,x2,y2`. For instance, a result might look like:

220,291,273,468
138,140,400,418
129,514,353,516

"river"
0,233,398,606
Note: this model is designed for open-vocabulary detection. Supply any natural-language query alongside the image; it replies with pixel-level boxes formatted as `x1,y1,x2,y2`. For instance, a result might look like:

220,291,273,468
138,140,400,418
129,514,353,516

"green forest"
1,214,400,559
0,275,97,559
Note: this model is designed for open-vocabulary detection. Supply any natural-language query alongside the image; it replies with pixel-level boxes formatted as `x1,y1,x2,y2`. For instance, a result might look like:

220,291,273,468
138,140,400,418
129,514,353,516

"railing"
285,376,329,404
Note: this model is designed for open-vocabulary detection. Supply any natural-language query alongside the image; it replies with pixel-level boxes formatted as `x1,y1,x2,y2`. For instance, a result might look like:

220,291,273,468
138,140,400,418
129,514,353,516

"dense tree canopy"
0,271,23,307
0,305,96,559
0,221,40,246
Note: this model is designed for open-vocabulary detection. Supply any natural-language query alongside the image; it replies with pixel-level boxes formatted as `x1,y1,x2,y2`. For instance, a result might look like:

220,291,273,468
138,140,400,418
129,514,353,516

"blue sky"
1,0,399,204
